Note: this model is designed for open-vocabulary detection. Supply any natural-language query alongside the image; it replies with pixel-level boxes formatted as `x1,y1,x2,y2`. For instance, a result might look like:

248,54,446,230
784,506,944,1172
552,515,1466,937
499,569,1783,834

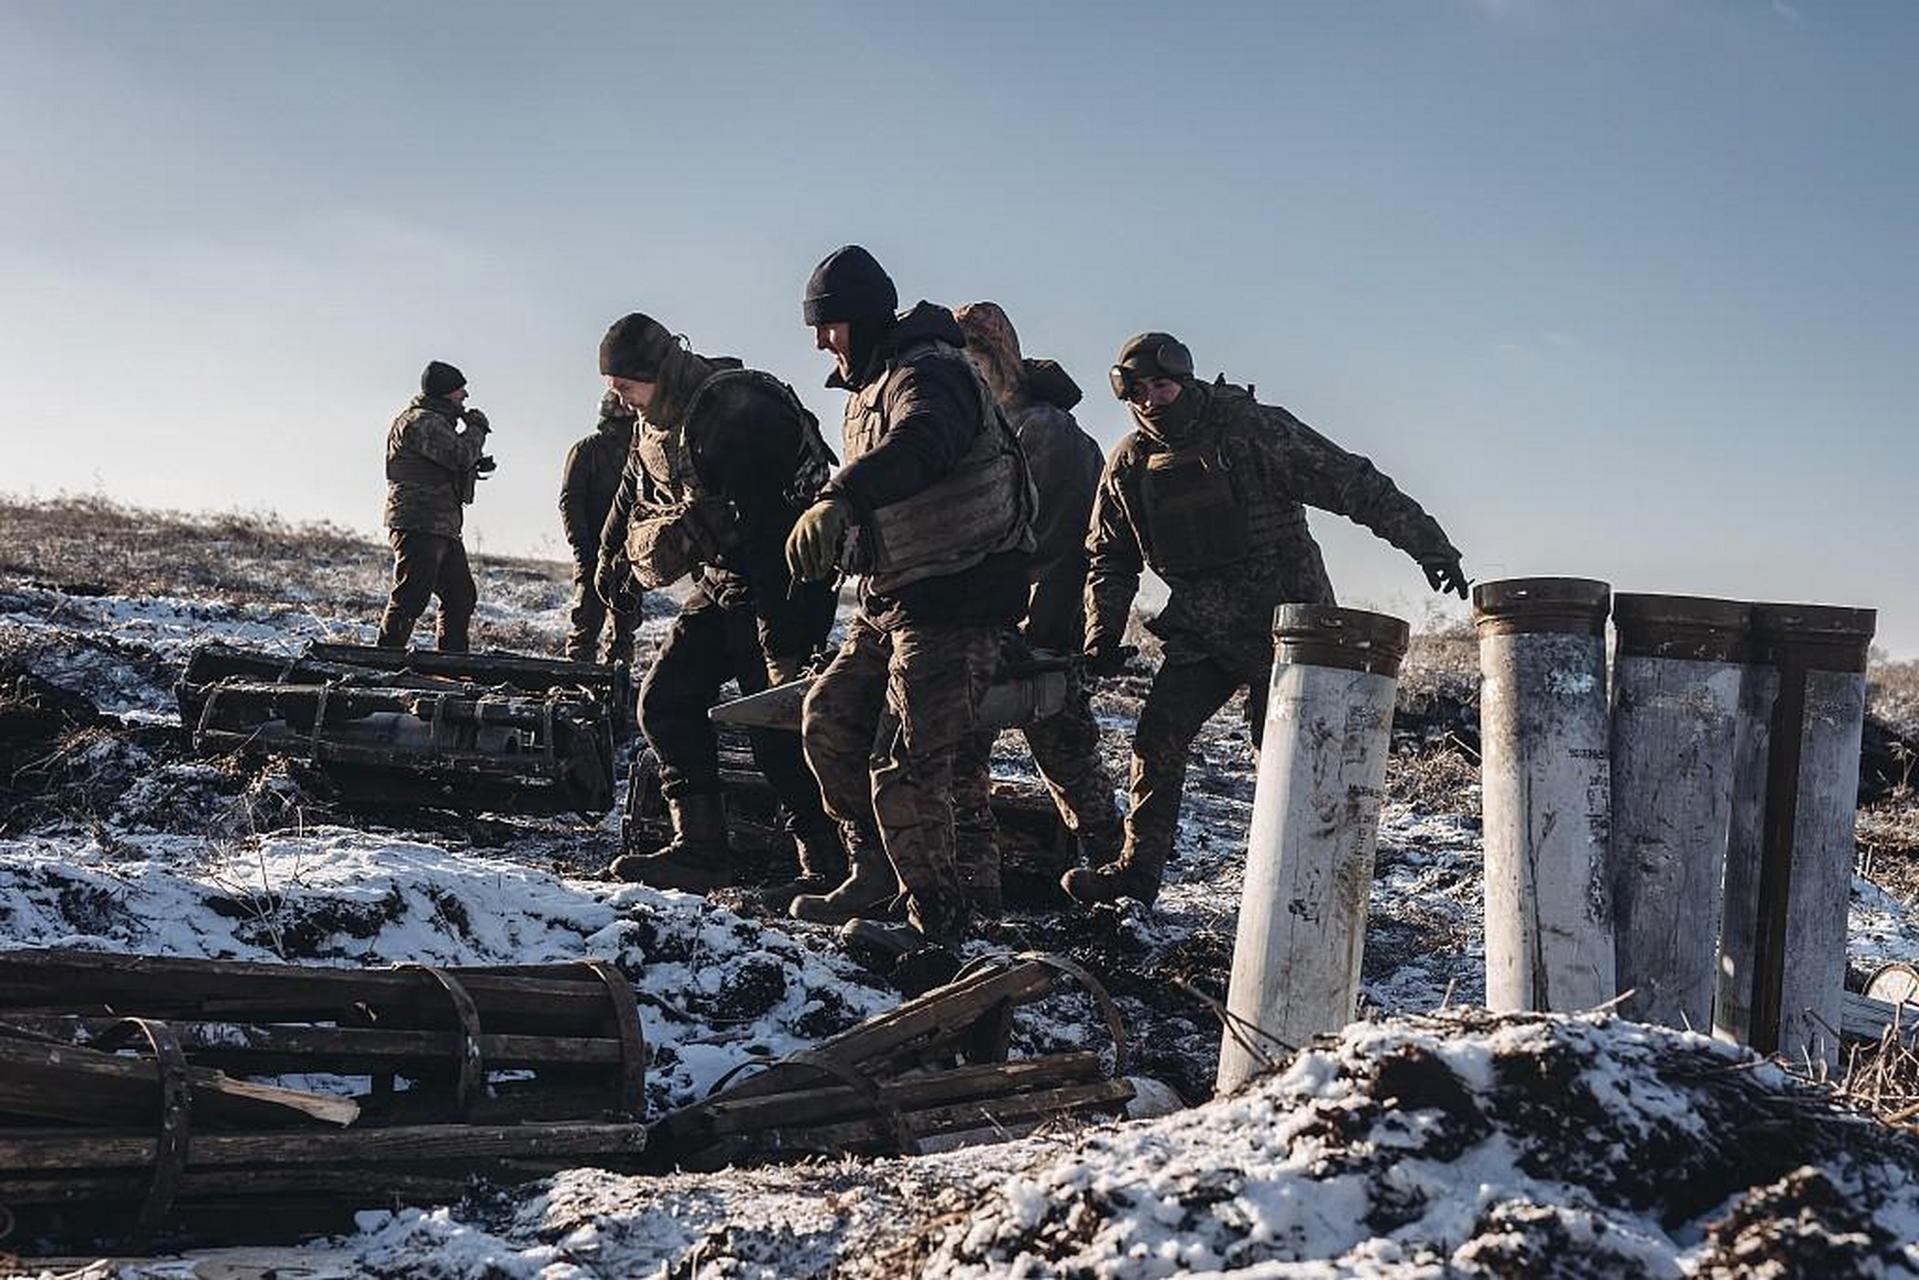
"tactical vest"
1135,382,1311,577
840,342,1037,596
626,368,834,584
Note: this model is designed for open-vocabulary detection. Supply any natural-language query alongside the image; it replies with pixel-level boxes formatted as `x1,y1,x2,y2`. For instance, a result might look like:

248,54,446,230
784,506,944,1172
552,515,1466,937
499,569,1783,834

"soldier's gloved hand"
474,455,497,479
460,407,491,434
765,653,807,686
785,497,850,583
593,555,624,609
1083,641,1137,678
1419,553,1469,600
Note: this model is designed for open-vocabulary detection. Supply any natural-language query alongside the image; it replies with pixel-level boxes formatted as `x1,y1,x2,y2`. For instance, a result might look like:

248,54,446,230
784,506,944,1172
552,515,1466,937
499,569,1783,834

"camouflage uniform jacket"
559,416,634,566
1086,379,1458,676
384,395,487,538
1007,362,1103,655
599,362,834,659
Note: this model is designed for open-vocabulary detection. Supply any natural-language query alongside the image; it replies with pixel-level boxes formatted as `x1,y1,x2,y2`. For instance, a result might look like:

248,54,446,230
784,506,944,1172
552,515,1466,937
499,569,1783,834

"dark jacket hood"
1021,358,1082,411
831,301,966,392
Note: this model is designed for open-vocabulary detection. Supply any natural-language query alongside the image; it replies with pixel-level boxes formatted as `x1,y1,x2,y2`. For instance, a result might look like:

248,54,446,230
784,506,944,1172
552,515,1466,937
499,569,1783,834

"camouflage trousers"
377,530,476,653
1123,650,1272,882
952,676,1122,893
801,615,1000,937
563,565,639,666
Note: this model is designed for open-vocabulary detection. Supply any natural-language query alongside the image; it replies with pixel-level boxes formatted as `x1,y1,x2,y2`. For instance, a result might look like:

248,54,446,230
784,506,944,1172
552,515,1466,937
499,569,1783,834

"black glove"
1420,554,1468,600
1083,641,1137,678
460,407,491,434
474,455,497,479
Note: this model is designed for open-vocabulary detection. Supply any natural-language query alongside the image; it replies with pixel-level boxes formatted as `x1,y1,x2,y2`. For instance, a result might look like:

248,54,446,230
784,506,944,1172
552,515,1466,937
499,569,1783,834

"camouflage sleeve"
1084,451,1145,654
1264,406,1459,563
558,441,596,561
402,413,484,475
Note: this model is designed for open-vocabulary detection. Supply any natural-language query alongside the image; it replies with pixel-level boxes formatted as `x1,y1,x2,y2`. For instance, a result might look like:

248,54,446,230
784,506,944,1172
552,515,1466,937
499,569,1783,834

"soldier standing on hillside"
786,246,1035,956
947,302,1122,912
594,313,844,894
377,360,496,652
1066,332,1467,907
559,391,641,665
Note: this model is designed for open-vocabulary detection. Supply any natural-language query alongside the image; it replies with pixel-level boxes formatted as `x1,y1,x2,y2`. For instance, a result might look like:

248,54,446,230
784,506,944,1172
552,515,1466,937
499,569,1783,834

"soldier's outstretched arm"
1084,461,1145,658
1267,406,1465,594
597,455,640,569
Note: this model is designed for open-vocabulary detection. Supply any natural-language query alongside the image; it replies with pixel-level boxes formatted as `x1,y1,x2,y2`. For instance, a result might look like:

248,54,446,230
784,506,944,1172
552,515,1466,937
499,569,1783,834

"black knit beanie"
802,245,898,326
421,360,466,397
599,313,678,380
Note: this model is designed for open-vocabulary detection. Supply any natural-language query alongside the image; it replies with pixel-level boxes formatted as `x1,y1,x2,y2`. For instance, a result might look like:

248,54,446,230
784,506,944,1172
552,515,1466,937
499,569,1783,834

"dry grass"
1840,1020,1919,1134
0,492,570,627
1869,656,1919,740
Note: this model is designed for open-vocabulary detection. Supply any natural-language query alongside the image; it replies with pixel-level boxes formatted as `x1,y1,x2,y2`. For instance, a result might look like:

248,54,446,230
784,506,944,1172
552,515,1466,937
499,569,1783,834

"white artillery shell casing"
1217,605,1406,1096
1474,578,1617,1016
1609,594,1749,1033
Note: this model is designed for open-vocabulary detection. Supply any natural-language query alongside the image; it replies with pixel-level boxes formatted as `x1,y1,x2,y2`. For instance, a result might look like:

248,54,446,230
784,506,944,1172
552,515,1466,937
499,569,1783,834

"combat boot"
607,793,730,893
789,844,900,925
757,813,849,912
838,917,962,996
1061,854,1163,907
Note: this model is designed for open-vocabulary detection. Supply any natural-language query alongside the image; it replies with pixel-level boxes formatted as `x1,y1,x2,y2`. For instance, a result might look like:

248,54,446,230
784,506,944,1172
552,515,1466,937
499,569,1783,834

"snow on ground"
8,520,1919,1277
96,1012,1919,1279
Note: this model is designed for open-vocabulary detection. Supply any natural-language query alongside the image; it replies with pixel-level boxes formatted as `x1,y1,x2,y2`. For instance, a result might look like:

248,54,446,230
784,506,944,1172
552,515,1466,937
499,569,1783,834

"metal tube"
1608,594,1748,1030
1748,603,1874,1068
1216,605,1407,1094
1474,578,1617,1013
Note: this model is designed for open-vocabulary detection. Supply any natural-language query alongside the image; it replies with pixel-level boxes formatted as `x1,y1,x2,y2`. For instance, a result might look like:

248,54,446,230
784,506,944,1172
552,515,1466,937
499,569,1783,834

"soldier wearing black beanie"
421,360,467,398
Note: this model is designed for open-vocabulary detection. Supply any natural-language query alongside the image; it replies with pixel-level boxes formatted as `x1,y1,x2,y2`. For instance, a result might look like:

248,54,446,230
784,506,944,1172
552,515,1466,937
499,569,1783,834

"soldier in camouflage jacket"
1065,332,1467,907
377,360,495,652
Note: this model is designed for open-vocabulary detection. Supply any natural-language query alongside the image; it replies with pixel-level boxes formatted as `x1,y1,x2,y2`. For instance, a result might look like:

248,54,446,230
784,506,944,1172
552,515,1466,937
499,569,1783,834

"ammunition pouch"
624,498,741,590
1140,447,1249,575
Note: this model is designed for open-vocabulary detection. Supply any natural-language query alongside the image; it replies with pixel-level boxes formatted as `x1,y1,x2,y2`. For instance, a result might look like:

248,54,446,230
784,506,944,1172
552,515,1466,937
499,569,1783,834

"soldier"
1064,332,1467,907
593,313,843,894
786,246,1035,952
947,302,1122,912
377,360,495,652
559,391,641,665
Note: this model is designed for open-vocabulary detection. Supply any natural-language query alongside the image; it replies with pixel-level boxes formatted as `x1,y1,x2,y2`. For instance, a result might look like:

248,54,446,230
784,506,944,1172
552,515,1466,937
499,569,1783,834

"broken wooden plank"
1842,990,1919,1045
712,958,1059,1103
0,950,621,1031
655,1052,1105,1152
0,1013,625,1072
0,1032,358,1128
0,1119,648,1172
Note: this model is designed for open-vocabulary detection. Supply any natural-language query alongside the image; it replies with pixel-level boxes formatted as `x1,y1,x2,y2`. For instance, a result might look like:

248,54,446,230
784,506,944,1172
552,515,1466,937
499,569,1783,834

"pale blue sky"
3,2,1914,648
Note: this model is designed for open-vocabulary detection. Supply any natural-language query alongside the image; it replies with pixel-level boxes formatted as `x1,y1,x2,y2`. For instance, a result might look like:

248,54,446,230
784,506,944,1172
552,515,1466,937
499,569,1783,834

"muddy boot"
1061,853,1163,907
606,793,730,893
789,838,899,925
757,813,849,912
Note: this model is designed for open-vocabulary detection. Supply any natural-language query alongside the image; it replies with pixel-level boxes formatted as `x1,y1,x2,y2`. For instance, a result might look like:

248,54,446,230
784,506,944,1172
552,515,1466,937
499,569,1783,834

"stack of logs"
0,949,649,1249
646,952,1135,1171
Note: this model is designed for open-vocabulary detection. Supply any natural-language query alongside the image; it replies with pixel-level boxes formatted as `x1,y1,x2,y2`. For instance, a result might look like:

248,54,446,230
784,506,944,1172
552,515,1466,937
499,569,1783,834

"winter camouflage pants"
801,615,1000,936
563,564,639,666
377,530,477,652
952,676,1122,892
1123,651,1272,881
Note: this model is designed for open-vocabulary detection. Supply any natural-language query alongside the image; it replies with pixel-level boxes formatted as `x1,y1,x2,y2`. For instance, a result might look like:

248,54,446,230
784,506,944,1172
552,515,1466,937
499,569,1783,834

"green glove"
785,497,851,583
